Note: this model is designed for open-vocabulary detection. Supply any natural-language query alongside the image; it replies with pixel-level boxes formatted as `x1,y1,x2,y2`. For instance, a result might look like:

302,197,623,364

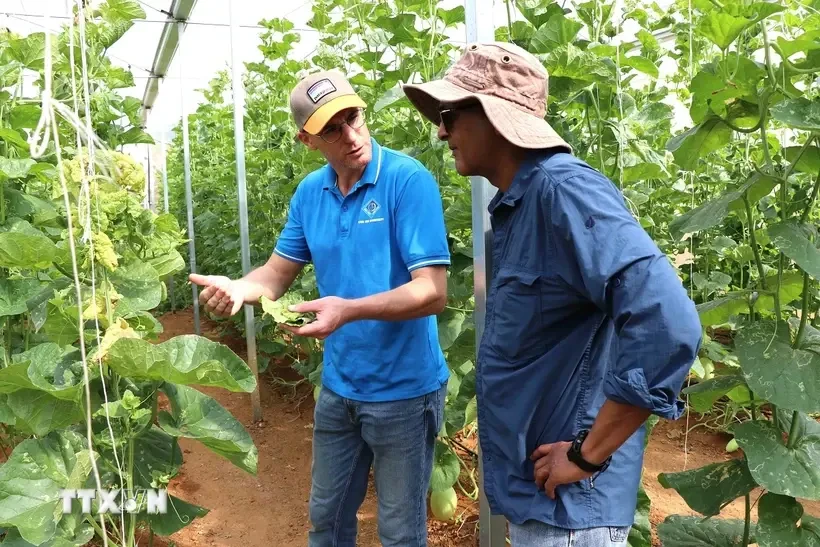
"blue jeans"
510,520,632,547
307,383,447,547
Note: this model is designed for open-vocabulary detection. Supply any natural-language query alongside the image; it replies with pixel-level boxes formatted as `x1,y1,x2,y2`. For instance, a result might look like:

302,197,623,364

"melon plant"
0,4,259,547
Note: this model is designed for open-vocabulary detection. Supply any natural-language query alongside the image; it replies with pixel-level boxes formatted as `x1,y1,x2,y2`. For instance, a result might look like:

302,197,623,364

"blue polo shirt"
273,138,451,402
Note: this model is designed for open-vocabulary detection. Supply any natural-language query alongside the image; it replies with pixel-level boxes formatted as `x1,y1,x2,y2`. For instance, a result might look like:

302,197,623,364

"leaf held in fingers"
260,293,316,327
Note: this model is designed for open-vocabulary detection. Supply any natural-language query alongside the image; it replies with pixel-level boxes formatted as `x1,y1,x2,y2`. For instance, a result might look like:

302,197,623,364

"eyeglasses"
438,102,482,132
317,108,366,143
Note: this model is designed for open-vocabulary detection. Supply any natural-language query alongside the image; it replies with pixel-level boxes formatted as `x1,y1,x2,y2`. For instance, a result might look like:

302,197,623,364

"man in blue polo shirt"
190,70,450,546
403,43,702,546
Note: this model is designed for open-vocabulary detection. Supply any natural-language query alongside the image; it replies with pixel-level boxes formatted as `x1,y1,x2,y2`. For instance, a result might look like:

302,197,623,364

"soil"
142,308,820,547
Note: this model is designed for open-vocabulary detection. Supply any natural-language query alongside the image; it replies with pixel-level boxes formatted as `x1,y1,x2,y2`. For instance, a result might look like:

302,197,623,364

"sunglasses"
437,102,482,132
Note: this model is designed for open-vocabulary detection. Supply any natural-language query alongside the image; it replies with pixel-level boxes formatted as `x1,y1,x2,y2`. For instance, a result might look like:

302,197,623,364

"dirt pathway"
149,308,819,547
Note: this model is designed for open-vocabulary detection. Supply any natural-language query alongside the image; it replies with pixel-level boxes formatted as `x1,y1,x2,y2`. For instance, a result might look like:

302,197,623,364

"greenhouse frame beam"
466,0,507,546
140,0,199,125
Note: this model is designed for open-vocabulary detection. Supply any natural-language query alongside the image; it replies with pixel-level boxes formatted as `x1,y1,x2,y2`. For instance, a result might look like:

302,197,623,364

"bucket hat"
290,70,367,135
402,42,570,151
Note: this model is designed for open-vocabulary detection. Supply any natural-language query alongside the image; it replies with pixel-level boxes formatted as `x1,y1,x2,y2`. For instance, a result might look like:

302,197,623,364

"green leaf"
3,390,86,436
0,430,92,546
696,293,749,326
667,118,732,171
769,222,820,281
771,98,820,132
4,344,84,400
733,418,820,500
438,310,466,351
436,5,465,26
515,0,566,28
0,158,35,180
159,383,258,474
627,484,652,547
658,459,757,516
530,15,583,52
10,105,42,130
115,126,155,146
0,220,58,269
430,440,460,492
696,3,785,50
260,294,316,326
148,250,185,279
657,515,753,546
777,30,820,60
669,173,771,240
464,396,477,427
109,260,162,317
0,279,43,318
620,55,658,78
757,493,820,546
124,311,164,338
105,334,256,392
130,426,183,489
736,320,820,414
683,373,748,413
100,0,146,22
784,146,820,175
143,495,209,536
0,128,29,152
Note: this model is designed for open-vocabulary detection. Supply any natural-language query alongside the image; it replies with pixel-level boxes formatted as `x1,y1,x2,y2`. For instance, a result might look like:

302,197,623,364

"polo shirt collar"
323,137,383,191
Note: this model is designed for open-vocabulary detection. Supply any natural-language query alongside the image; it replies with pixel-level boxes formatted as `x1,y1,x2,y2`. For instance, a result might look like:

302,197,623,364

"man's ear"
297,130,318,150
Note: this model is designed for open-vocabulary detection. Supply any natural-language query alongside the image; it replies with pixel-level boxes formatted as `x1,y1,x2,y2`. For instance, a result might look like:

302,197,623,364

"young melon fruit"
726,438,739,452
431,487,458,521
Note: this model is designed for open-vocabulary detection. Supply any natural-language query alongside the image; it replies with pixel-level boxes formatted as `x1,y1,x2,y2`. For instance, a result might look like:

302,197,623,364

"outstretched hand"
279,296,350,340
189,273,247,317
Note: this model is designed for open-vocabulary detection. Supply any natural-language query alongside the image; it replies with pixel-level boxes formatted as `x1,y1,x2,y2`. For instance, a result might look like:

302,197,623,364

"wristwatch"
567,429,611,473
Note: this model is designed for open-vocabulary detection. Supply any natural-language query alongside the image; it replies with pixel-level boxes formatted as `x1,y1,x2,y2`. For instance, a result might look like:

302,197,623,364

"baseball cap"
402,42,570,151
290,70,367,135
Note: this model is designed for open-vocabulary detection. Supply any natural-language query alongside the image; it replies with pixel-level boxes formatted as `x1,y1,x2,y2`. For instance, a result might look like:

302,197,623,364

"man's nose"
437,121,448,140
341,123,357,143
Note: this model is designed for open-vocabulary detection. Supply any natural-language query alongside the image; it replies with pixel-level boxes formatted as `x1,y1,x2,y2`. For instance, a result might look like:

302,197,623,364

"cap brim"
403,80,570,152
303,94,367,134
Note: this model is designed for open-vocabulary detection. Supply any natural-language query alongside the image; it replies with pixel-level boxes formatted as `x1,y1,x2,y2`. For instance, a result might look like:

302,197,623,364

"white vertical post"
179,25,201,335
465,0,507,545
161,136,175,310
229,0,262,422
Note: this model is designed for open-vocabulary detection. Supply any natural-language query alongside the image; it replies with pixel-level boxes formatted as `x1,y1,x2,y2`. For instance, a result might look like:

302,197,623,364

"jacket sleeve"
546,170,702,420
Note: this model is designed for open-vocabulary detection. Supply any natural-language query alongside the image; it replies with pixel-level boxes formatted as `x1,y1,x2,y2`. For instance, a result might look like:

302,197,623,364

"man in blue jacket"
191,70,451,547
403,42,702,546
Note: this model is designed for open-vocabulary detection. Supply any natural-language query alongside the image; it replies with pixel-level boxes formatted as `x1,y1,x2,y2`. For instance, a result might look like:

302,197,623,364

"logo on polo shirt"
359,198,384,224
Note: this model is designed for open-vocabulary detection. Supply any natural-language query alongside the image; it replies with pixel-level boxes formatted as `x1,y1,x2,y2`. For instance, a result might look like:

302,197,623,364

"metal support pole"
229,0,262,422
179,26,201,335
145,143,153,211
162,137,175,311
466,0,507,545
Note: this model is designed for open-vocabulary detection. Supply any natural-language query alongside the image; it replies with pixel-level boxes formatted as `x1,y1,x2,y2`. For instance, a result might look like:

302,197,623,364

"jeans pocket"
609,525,631,544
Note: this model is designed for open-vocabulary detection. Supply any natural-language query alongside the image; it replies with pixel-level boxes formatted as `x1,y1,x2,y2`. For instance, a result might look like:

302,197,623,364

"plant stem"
787,409,800,449
127,433,136,547
505,0,513,40
0,178,5,225
800,168,820,224
795,271,811,348
743,493,751,545
4,317,11,367
786,135,817,183
743,194,766,289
